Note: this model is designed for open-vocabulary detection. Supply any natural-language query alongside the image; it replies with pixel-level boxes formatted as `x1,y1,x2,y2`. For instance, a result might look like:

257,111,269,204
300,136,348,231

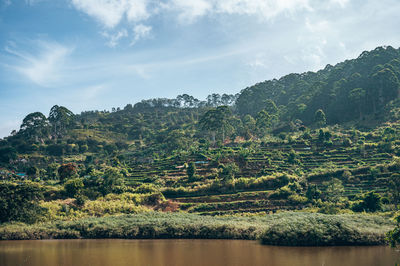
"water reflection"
1,239,399,266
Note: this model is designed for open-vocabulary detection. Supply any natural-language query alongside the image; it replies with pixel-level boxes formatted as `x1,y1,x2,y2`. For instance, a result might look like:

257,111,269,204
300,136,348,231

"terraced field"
120,131,398,215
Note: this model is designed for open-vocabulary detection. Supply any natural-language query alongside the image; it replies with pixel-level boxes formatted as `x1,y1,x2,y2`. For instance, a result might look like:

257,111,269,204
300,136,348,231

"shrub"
352,191,382,212
58,163,77,182
135,183,159,194
288,194,308,205
0,181,46,223
64,178,84,197
260,213,387,246
269,186,292,199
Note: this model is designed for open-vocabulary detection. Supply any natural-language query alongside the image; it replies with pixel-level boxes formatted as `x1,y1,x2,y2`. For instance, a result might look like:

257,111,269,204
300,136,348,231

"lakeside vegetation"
1,46,400,245
0,212,392,246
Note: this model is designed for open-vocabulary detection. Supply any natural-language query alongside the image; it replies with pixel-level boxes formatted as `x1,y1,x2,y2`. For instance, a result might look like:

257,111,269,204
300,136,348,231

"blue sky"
1,0,400,138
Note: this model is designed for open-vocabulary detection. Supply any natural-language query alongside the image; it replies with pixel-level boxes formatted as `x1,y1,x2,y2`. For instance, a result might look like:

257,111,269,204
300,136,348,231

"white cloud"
305,17,330,33
5,41,73,87
102,29,128,47
126,0,149,22
246,53,269,69
215,0,311,19
71,0,149,28
131,24,151,45
69,0,352,48
329,0,349,8
69,0,323,28
167,0,212,22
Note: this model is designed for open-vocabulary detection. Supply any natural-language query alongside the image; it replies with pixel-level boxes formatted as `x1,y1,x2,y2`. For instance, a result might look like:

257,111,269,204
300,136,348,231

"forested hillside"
1,46,400,233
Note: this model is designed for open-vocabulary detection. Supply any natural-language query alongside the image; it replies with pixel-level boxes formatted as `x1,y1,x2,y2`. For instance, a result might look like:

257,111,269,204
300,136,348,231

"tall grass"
0,212,393,246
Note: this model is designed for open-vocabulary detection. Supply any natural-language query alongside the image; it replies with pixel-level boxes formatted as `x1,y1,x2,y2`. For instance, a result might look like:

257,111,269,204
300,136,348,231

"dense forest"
1,46,400,245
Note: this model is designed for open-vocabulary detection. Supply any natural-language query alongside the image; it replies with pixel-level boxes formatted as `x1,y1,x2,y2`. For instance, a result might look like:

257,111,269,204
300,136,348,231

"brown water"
0,239,399,266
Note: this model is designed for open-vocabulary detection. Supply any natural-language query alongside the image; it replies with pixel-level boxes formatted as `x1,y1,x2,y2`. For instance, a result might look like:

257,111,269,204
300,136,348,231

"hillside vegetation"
1,46,400,245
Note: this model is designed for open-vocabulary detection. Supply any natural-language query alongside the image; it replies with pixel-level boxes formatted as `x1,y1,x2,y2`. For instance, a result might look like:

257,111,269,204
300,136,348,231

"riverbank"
0,212,393,246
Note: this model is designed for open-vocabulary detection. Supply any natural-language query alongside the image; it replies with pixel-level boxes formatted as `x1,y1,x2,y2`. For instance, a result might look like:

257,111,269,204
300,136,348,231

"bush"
0,212,392,243
288,194,308,205
135,183,159,194
351,191,382,212
0,181,46,223
47,144,65,156
58,163,77,182
269,186,292,199
260,213,387,246
64,178,84,197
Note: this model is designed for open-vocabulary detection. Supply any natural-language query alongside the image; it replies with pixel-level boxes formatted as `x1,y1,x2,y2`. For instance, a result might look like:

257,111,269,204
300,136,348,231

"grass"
0,212,393,246
260,212,392,246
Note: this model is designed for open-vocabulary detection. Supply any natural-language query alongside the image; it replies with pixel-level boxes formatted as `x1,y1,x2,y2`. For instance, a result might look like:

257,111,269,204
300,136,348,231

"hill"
0,46,399,244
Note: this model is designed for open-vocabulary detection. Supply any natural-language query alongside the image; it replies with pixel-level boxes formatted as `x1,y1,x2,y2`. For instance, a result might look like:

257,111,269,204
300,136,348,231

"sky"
1,0,400,138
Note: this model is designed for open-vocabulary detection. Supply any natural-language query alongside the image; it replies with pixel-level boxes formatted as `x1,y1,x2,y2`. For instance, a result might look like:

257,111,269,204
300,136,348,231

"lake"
1,239,399,266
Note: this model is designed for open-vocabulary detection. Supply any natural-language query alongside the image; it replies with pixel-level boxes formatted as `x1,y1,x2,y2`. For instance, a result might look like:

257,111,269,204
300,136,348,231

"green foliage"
352,191,382,212
58,163,77,182
49,105,75,136
187,162,196,181
387,215,400,247
306,184,321,201
47,144,65,156
389,173,400,208
287,150,300,164
314,109,326,127
64,178,84,197
101,167,124,195
236,46,400,123
260,213,389,246
218,162,239,182
1,45,400,233
0,181,46,223
26,166,38,177
19,112,48,139
0,212,391,245
199,106,231,142
323,178,344,203
0,146,17,164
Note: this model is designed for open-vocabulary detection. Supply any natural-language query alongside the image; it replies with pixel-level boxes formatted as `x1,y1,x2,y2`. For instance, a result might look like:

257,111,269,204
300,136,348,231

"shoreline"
0,212,393,246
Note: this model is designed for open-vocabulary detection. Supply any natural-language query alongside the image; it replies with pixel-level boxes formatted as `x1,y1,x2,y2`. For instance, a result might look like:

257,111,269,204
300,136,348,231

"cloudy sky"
0,0,400,137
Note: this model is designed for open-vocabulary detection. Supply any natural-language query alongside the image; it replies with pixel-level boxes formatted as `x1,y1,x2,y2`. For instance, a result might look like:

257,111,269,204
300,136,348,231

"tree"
314,109,326,127
352,191,382,212
242,114,256,136
101,167,124,195
323,178,344,203
187,162,196,181
348,88,366,119
64,178,84,197
20,112,48,139
306,184,321,201
389,173,400,209
264,99,278,114
199,106,231,143
387,215,400,247
49,105,75,136
47,144,65,156
0,181,46,223
370,68,400,112
218,162,239,182
255,110,271,136
26,166,38,178
0,146,17,164
58,163,77,182
207,93,222,107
